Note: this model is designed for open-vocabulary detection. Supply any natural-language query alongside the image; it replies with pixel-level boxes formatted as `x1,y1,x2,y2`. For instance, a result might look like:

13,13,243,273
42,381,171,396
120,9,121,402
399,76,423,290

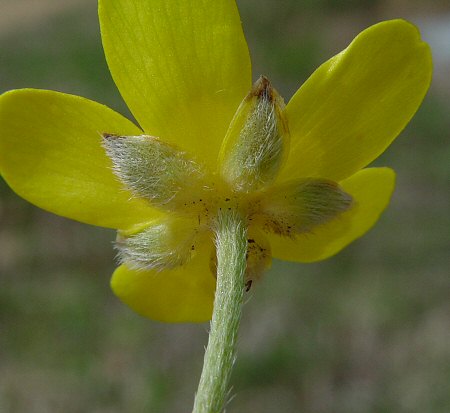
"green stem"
192,209,247,413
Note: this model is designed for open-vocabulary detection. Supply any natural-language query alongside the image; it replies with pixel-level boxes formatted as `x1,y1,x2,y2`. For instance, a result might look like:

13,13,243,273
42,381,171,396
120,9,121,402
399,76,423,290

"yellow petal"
111,238,216,323
0,89,160,229
280,20,432,182
99,0,252,170
269,168,395,263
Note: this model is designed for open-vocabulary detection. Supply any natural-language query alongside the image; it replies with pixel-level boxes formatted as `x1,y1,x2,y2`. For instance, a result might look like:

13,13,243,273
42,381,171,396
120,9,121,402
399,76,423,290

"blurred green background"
1,0,449,412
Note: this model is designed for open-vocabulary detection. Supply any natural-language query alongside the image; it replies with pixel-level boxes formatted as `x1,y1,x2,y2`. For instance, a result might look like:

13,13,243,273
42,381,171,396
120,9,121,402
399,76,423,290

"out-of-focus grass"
0,1,449,412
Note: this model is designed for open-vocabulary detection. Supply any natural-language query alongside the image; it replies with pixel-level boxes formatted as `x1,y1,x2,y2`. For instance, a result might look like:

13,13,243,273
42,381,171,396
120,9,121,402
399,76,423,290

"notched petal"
115,216,199,271
256,179,353,236
103,134,211,212
219,76,289,192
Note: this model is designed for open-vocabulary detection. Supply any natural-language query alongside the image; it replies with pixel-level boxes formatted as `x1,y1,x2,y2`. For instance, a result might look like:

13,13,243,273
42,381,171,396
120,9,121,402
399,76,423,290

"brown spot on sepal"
258,178,353,237
244,235,271,291
245,280,253,292
209,235,272,292
248,75,274,102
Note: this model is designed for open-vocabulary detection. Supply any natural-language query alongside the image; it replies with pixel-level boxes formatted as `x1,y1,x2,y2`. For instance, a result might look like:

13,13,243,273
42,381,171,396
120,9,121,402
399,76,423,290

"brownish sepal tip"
249,75,273,102
101,132,121,140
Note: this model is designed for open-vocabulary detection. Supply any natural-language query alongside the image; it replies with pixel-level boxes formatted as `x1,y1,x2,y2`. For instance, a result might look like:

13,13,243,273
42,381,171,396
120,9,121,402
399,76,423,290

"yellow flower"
0,1,431,323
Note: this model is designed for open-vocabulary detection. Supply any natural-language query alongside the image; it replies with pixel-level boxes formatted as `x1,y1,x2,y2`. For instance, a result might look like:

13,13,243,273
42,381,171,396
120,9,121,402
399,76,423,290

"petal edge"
281,19,432,182
0,89,159,229
111,239,216,323
99,0,252,169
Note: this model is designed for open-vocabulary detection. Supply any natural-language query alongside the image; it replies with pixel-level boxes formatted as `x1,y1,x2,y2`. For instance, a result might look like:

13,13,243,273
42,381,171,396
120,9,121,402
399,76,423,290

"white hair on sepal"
115,217,198,272
240,88,281,176
257,178,353,237
219,76,289,193
102,134,208,211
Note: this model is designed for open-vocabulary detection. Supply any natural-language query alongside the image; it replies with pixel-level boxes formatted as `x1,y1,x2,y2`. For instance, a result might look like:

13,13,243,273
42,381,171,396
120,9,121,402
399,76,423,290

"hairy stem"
192,209,247,413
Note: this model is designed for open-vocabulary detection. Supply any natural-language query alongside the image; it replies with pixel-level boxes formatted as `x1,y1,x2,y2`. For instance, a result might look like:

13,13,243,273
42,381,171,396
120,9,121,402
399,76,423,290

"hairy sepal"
219,76,289,193
103,134,211,213
115,216,198,271
256,179,353,237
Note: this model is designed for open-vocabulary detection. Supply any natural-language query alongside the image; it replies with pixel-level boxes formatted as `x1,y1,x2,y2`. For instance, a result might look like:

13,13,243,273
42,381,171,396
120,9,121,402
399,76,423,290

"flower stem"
192,209,247,413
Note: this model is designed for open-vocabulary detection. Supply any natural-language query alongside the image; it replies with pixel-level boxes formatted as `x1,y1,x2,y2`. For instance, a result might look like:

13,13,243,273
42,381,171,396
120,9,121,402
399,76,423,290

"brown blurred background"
0,0,449,412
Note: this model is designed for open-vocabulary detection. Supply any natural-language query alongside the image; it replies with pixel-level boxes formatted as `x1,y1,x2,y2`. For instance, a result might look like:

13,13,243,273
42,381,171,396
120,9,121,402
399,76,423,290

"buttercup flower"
0,1,431,323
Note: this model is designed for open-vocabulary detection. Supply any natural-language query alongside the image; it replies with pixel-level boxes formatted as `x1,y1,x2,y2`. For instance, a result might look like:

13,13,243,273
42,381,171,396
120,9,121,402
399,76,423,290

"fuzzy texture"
115,218,197,271
192,209,247,413
259,179,353,236
220,76,288,193
102,134,208,210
